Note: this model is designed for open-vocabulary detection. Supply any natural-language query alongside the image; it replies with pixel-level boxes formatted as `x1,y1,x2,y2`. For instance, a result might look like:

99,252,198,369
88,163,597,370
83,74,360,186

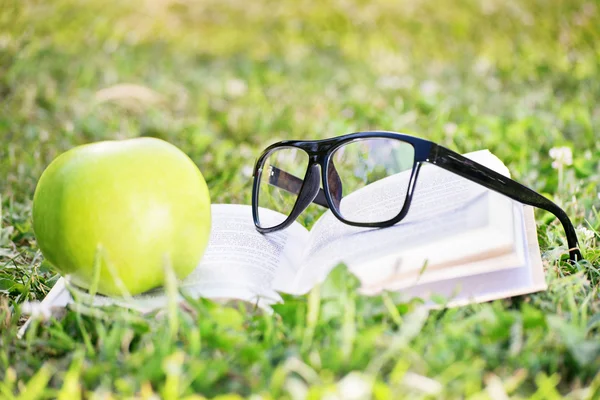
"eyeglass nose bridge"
285,163,321,224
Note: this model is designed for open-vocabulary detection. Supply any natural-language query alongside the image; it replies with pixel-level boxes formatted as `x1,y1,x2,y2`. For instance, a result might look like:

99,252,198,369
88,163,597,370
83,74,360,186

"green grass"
1,0,600,398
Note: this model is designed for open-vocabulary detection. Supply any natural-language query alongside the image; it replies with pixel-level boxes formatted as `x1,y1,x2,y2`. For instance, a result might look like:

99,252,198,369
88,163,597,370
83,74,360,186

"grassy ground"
1,0,600,398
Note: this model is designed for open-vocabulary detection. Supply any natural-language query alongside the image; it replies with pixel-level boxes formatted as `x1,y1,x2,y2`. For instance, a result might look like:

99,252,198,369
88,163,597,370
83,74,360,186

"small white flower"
225,78,248,97
576,226,595,242
443,122,458,136
20,301,52,321
549,146,573,169
241,165,253,178
420,80,439,97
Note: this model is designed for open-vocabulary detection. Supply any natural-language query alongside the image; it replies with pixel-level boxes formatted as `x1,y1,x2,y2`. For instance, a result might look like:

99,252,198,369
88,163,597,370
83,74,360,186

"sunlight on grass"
0,0,599,397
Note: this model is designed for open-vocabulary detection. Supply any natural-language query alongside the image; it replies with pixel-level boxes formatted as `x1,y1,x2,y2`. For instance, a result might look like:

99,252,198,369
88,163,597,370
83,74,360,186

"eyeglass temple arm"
267,166,330,208
430,144,582,262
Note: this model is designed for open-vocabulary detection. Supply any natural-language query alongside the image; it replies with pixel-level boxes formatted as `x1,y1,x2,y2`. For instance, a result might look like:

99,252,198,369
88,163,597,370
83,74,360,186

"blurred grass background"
1,0,599,398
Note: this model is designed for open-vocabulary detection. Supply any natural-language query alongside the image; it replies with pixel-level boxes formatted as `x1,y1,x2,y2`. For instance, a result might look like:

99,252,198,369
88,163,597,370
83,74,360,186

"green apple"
32,137,211,296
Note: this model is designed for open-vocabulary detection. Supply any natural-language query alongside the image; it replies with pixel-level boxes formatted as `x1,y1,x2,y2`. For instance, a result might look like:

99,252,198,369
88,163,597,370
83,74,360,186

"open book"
35,150,546,314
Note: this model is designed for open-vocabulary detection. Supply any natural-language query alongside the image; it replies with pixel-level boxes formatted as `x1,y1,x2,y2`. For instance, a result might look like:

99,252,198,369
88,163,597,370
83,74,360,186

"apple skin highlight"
32,137,212,296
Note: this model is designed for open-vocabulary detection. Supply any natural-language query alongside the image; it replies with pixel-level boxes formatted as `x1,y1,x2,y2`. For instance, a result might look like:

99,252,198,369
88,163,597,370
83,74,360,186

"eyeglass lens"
328,138,415,223
257,147,310,228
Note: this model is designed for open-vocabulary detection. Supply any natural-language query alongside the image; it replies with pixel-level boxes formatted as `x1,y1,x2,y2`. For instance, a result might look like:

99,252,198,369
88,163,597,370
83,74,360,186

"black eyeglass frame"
251,131,582,262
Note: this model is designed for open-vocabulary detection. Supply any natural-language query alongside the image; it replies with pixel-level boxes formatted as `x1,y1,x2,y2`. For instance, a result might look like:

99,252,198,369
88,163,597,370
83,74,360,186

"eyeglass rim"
321,138,421,227
255,131,433,160
252,131,432,232
253,145,311,230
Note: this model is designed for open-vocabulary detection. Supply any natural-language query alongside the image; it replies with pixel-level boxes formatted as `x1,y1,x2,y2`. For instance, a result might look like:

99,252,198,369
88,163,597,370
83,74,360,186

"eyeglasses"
251,131,582,262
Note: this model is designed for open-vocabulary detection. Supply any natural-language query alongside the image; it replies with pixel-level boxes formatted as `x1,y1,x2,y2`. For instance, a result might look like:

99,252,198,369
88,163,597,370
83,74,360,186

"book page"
368,206,546,307
361,202,525,293
287,150,518,294
183,204,309,298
